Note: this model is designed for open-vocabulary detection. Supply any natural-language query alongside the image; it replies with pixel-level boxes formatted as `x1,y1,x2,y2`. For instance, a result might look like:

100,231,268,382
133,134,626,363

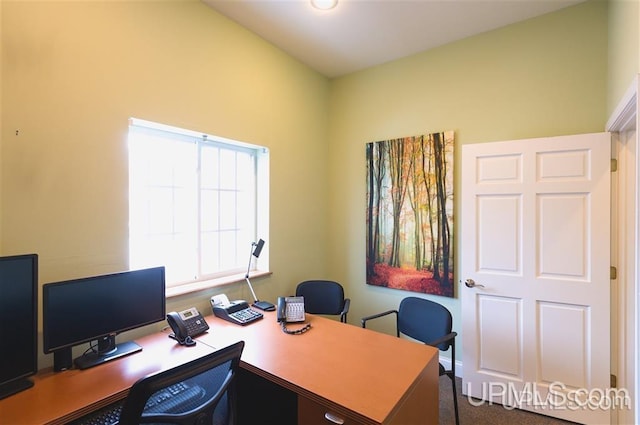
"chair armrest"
425,331,457,349
361,309,398,328
339,298,351,323
341,298,351,316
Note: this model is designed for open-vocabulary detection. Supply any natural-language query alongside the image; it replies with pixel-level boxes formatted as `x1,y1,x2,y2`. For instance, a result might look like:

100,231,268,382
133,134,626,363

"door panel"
539,194,587,277
478,295,522,377
478,195,521,272
538,301,588,387
462,133,611,424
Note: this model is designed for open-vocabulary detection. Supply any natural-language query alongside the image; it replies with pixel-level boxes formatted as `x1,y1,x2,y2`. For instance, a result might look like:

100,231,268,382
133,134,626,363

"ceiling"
203,0,586,78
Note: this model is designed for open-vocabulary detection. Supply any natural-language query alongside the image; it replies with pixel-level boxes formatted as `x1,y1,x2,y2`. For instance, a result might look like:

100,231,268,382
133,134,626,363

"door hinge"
611,374,617,388
611,266,617,280
611,158,618,172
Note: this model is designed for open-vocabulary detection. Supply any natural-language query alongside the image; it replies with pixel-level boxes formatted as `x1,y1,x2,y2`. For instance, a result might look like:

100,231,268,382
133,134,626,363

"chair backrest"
118,340,245,425
295,280,345,315
397,297,453,351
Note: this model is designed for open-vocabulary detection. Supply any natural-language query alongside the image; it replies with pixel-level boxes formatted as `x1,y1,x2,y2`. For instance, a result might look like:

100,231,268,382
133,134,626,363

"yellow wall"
608,0,639,115
327,0,608,339
2,0,329,366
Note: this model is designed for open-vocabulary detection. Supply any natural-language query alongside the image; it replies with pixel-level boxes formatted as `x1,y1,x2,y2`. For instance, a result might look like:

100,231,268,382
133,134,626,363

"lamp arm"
245,242,255,279
243,240,274,311
245,243,259,302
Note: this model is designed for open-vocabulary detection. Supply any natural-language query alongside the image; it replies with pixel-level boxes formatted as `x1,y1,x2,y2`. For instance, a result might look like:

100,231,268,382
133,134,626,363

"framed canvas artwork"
366,131,454,297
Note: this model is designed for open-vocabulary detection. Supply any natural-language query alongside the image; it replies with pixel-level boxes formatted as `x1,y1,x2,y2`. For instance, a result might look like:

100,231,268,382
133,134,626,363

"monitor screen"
0,254,38,399
42,266,166,369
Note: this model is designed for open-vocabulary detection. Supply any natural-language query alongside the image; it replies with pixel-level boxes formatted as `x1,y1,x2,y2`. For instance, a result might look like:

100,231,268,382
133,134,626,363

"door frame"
607,74,639,425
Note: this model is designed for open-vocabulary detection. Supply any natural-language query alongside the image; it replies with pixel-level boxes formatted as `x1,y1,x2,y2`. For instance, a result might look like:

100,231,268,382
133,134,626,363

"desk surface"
0,312,439,425
199,311,439,425
0,330,214,425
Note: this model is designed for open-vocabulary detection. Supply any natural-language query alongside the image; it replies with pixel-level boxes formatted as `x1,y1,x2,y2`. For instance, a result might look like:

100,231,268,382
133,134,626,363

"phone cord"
280,321,311,335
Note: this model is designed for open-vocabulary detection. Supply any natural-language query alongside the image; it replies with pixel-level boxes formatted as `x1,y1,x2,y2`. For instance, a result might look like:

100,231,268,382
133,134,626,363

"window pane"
200,145,219,190
200,188,219,232
236,152,253,191
200,232,219,275
219,149,237,190
147,188,175,233
219,191,237,231
219,231,238,270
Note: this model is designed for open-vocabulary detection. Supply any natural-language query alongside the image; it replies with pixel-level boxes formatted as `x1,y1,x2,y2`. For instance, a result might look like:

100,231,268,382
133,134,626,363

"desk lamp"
245,239,275,311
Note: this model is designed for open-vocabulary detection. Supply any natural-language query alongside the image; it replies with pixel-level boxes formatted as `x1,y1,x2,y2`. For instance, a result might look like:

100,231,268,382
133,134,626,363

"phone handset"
277,296,311,335
166,307,209,346
167,312,194,346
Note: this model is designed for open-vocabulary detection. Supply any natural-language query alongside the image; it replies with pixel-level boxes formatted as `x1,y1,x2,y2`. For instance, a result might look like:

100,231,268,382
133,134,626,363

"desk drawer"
298,396,363,425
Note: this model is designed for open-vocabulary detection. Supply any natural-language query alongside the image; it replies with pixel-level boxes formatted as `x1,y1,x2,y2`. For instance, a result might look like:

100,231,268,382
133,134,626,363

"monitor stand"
74,335,142,370
0,378,34,400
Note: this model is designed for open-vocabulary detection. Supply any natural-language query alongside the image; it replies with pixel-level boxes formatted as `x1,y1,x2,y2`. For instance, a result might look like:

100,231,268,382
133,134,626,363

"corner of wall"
607,0,640,117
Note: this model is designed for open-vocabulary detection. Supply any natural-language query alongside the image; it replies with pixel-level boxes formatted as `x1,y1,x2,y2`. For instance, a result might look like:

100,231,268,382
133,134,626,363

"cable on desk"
280,321,311,335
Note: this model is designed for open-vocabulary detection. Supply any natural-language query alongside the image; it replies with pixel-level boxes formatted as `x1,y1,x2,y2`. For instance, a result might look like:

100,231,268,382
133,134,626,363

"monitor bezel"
42,266,166,354
0,254,38,391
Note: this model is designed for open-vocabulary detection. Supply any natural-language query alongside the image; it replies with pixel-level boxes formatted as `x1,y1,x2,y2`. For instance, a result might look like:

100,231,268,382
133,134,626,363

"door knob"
464,279,485,288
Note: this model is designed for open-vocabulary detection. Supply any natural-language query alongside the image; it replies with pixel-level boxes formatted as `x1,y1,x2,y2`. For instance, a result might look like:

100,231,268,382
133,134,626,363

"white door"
461,133,611,424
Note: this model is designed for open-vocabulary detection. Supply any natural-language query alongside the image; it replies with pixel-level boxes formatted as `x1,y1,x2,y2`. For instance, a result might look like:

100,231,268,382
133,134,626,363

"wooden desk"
0,329,214,424
198,311,439,425
0,312,439,425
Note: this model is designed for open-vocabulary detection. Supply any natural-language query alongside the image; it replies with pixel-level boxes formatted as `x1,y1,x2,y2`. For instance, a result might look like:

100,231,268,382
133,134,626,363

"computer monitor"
43,266,166,370
0,254,38,400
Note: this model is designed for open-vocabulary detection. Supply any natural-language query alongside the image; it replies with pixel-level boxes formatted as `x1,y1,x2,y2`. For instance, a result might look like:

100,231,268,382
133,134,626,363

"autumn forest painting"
366,131,454,297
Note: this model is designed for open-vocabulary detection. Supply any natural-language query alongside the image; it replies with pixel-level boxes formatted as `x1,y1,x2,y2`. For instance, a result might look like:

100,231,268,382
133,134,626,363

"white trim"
607,75,638,425
439,354,463,378
607,76,638,133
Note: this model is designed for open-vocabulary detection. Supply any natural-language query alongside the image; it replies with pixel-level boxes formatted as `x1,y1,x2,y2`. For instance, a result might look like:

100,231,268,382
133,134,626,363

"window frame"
128,118,269,297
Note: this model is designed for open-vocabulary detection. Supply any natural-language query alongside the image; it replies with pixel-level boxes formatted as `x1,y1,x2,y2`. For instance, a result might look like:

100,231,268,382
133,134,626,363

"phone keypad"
184,316,209,336
286,302,305,322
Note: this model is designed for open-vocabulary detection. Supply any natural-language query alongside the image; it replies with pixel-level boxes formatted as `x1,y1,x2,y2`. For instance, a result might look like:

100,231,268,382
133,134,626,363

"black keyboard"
145,385,205,413
73,381,204,425
73,404,122,425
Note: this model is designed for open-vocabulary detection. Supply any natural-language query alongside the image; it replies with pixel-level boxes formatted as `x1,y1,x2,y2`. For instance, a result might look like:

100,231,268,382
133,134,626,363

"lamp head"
252,239,265,258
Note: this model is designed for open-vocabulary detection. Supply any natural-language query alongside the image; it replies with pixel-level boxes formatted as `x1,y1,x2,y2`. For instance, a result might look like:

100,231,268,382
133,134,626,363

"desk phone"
166,307,209,346
276,296,310,335
277,296,305,323
210,294,263,326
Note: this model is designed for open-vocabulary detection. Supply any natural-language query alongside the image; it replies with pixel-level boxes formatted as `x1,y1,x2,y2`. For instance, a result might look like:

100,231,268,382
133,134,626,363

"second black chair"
118,340,245,425
361,297,459,425
295,280,350,323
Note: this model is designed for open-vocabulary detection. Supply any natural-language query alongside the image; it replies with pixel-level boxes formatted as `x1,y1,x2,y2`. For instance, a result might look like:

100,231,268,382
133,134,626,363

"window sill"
165,271,272,299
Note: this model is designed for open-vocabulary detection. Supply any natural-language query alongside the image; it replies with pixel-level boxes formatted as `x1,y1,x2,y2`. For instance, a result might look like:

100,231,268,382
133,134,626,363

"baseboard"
438,354,463,378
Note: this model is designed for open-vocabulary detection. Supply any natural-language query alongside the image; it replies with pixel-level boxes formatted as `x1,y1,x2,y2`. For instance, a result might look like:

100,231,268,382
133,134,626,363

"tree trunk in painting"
365,131,454,298
366,142,386,281
388,139,407,269
432,132,451,293
367,143,375,278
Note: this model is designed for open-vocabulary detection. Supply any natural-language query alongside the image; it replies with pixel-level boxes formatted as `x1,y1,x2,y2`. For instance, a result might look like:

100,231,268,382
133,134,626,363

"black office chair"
361,297,459,425
118,340,245,425
295,280,350,323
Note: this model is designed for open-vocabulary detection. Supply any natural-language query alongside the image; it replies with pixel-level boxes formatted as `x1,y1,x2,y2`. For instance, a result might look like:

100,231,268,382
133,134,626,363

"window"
128,118,269,289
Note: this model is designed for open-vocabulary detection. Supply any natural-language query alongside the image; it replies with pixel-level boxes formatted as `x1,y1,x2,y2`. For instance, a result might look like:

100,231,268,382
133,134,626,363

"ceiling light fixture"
311,0,338,10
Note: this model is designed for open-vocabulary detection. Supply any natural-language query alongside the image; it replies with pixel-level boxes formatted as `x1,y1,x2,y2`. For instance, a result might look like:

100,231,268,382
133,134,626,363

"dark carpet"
439,376,579,425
